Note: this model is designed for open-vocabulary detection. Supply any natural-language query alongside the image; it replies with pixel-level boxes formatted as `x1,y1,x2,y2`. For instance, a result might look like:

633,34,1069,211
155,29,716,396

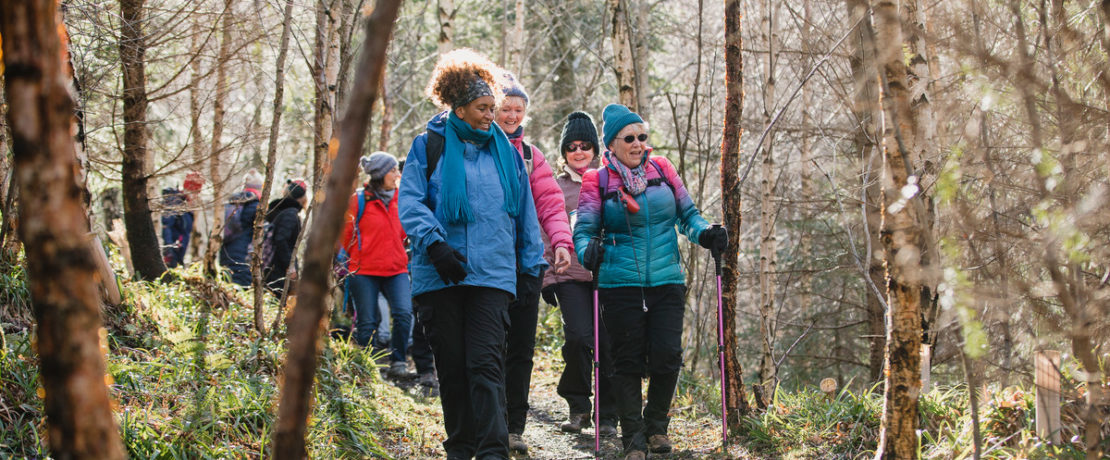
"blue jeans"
348,273,412,363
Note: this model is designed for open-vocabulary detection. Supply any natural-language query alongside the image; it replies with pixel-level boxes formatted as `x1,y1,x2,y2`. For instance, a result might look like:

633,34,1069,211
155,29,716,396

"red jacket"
341,188,408,277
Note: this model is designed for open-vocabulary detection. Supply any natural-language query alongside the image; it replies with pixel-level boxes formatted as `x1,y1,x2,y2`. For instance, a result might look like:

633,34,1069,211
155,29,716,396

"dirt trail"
383,351,758,459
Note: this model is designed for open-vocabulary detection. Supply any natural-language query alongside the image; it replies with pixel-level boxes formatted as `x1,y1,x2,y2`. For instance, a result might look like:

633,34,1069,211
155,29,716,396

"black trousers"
416,286,512,460
599,284,685,452
554,281,617,424
410,297,435,375
503,273,541,434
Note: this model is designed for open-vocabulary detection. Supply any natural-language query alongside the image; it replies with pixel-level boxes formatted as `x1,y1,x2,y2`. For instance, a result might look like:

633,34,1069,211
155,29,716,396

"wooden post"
1035,350,1062,443
920,344,931,393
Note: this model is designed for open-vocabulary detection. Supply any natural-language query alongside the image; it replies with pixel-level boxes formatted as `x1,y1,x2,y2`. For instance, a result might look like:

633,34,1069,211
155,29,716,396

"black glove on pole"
427,241,467,284
699,224,728,257
541,286,558,307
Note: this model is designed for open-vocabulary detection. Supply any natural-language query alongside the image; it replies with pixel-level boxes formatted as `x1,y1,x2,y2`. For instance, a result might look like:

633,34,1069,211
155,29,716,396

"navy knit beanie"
285,179,307,200
501,72,529,105
559,111,600,159
601,103,644,148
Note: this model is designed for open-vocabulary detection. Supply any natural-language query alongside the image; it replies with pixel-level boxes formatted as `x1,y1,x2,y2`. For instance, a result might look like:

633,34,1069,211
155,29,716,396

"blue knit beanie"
501,72,529,105
601,103,644,148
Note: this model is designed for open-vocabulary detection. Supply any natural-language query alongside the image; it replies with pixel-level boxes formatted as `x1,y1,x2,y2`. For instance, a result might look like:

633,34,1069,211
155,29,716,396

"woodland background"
0,0,1108,458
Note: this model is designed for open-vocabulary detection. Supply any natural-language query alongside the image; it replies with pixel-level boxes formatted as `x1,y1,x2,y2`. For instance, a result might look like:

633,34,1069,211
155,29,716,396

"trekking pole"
711,224,728,448
590,236,602,459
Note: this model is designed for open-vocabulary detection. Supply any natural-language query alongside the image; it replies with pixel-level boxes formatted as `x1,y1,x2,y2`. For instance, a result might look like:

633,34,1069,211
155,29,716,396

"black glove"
541,286,558,307
582,237,604,273
699,225,728,255
427,241,467,285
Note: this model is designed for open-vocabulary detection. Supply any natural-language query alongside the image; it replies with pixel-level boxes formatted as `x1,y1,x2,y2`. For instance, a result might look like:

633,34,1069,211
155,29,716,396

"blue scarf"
439,112,522,223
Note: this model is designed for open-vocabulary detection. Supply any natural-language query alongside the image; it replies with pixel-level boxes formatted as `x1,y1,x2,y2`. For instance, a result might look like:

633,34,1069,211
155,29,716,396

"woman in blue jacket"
573,104,728,460
398,49,547,460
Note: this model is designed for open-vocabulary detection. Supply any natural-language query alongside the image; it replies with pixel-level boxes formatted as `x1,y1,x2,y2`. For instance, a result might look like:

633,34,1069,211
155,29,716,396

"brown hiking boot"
560,413,591,433
598,422,618,437
648,434,673,453
508,433,528,454
623,449,646,460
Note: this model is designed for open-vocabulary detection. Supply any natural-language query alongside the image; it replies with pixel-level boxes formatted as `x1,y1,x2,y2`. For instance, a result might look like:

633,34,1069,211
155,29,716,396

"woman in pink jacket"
497,73,574,454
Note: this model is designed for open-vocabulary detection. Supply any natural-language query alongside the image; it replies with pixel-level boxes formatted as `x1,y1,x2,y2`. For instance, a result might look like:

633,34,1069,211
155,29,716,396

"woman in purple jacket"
541,111,618,438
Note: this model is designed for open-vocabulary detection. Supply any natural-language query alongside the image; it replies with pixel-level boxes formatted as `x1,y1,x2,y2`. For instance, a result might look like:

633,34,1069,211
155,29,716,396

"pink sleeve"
527,145,573,251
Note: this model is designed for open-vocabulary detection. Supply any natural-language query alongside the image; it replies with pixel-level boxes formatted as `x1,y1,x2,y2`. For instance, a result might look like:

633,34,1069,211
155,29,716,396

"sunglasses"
622,133,649,144
565,142,594,152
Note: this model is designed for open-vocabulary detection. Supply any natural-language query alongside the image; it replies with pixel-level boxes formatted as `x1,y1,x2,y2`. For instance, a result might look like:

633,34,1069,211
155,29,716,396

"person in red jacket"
341,151,412,378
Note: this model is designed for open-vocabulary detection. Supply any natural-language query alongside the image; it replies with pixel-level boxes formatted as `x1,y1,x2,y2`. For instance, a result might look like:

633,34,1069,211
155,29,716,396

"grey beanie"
361,151,399,180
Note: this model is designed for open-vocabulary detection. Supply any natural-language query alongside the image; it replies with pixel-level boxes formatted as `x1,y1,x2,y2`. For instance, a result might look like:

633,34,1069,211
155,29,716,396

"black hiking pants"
416,286,512,460
503,273,541,434
599,284,685,453
409,296,435,375
554,281,617,425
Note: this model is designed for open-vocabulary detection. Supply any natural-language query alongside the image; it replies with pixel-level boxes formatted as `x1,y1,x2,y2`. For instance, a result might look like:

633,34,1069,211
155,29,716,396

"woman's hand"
554,246,572,274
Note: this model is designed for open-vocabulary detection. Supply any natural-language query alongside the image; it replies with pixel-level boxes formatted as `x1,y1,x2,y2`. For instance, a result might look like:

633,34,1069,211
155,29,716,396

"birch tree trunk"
271,1,402,457
609,0,639,112
251,0,297,336
204,0,234,277
721,0,751,434
756,0,778,406
0,1,125,456
437,0,454,55
188,16,208,265
872,0,926,457
120,0,167,281
509,0,525,76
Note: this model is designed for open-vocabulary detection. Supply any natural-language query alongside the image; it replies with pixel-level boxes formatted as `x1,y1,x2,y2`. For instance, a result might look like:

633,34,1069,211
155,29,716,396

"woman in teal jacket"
398,49,546,460
573,104,727,460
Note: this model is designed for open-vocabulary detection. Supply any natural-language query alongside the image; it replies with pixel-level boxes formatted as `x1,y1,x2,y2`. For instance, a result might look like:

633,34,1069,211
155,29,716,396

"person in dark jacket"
220,170,263,287
574,104,727,460
399,49,547,460
542,111,618,437
161,187,194,269
263,179,307,298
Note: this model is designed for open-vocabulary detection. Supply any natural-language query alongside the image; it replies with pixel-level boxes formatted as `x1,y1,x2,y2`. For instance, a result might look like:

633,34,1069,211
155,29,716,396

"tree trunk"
437,0,455,55
720,0,751,435
120,0,166,281
0,1,125,456
609,0,639,112
378,73,393,152
188,13,208,266
872,0,925,458
252,0,297,336
845,0,886,383
509,0,525,76
798,0,813,318
270,1,401,457
630,0,651,118
204,0,234,277
313,0,340,189
756,0,778,405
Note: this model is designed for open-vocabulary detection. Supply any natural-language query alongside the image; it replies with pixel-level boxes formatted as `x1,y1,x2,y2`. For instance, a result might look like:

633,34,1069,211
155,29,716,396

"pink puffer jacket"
508,135,573,253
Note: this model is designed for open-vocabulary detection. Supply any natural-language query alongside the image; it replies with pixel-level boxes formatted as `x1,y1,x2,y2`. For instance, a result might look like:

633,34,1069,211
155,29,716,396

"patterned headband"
453,77,494,109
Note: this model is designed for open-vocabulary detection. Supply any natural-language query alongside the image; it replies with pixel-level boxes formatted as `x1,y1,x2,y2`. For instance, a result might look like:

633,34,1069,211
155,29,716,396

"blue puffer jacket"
399,111,548,297
573,154,709,288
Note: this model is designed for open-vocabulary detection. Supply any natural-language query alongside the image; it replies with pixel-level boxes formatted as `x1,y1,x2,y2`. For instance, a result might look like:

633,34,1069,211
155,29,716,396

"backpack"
596,157,676,221
258,222,276,268
424,130,534,181
222,191,257,239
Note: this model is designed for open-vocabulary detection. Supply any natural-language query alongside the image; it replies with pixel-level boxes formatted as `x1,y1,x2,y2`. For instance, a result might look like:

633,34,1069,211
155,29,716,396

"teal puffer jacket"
573,154,709,288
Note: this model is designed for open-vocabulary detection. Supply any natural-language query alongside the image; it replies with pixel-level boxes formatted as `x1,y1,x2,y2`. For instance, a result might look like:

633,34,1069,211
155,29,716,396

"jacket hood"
265,197,302,222
425,111,449,137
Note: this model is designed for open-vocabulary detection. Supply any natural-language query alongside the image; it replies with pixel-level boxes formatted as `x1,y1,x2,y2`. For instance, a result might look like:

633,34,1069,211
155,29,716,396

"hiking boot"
598,422,618,438
560,413,591,433
508,433,528,454
623,449,646,460
648,434,672,453
387,361,412,379
418,372,440,397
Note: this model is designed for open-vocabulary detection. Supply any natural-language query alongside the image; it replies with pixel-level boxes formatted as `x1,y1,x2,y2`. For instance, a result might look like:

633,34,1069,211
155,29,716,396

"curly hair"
425,48,506,110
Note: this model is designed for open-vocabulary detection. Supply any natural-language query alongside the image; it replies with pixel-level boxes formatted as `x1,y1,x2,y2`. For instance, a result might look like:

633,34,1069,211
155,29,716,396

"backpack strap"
523,144,534,175
425,130,444,182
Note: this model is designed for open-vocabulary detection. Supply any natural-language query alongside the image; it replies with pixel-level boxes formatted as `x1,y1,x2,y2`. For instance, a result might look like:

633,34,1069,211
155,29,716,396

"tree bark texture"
252,0,297,336
120,0,166,281
1,1,125,457
437,0,454,55
313,0,340,189
872,0,925,458
509,0,525,76
270,1,402,457
204,0,234,277
757,0,778,405
720,0,751,434
845,0,886,383
609,0,639,112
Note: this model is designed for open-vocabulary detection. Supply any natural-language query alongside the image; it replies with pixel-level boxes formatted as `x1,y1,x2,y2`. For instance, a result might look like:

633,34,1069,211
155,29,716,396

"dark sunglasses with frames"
565,142,594,152
622,133,649,144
